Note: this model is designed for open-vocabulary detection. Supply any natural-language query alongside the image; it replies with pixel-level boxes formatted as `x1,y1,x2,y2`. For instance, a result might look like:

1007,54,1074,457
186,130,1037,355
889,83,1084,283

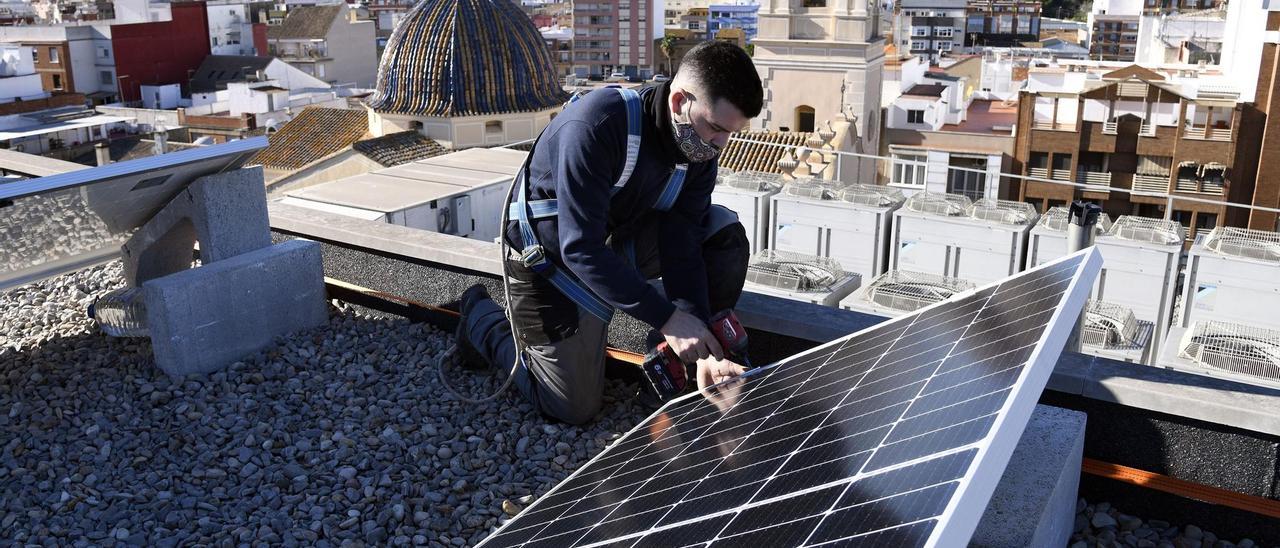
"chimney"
94,142,110,166
152,125,168,155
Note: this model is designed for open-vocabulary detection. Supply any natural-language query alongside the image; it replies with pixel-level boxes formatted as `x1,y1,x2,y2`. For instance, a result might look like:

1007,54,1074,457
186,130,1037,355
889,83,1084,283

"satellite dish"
264,118,282,134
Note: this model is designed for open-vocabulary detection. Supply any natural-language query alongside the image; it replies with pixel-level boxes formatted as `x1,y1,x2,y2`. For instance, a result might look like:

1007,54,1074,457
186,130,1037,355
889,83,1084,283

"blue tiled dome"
367,0,568,116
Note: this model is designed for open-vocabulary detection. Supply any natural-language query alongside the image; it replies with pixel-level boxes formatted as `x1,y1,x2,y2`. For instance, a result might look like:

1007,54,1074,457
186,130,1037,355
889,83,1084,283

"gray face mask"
672,95,721,163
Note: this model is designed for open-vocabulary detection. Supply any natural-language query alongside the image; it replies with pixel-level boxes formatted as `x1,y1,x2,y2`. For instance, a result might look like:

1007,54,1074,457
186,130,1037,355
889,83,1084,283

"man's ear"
668,88,687,119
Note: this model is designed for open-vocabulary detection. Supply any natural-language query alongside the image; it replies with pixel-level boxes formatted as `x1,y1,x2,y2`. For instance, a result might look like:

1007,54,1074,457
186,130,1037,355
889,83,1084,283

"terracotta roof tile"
249,107,369,170
719,131,809,174
267,5,342,40
352,131,449,166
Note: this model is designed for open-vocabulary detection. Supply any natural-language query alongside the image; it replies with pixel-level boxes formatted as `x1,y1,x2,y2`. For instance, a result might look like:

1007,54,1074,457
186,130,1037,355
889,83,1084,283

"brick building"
1013,64,1266,239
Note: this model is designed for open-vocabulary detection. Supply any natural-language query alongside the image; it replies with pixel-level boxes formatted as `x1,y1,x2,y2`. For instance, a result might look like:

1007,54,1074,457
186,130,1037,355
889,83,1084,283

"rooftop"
249,107,369,170
718,131,808,174
267,4,343,40
352,131,449,167
190,55,274,94
902,83,948,98
939,100,1019,135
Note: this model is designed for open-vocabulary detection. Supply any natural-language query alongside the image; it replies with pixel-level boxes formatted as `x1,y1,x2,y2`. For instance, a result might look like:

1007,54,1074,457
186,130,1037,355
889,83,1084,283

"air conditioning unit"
1091,215,1184,365
743,249,862,307
1159,320,1280,390
769,182,904,284
889,192,1037,286
840,269,975,318
1027,206,1114,268
1178,226,1280,333
1080,300,1154,364
712,170,783,255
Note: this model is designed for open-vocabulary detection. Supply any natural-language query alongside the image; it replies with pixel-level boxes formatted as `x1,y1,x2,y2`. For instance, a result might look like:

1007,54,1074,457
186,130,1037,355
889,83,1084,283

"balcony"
1132,173,1170,195
1032,120,1074,131
1183,125,1232,142
1102,120,1117,134
1076,170,1112,191
1028,167,1049,179
1175,177,1225,195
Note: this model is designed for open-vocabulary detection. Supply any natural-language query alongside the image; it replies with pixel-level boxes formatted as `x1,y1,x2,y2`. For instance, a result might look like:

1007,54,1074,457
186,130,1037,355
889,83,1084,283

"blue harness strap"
511,87,692,323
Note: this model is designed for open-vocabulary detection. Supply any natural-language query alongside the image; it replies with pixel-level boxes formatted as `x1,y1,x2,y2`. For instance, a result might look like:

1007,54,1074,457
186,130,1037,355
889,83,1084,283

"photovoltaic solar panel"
479,249,1101,548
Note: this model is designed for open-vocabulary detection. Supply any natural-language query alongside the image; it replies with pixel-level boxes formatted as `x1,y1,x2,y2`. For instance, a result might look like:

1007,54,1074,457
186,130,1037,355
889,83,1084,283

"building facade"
896,0,967,63
754,0,885,182
267,5,378,88
708,2,760,42
1013,64,1264,239
573,0,656,78
964,0,1041,48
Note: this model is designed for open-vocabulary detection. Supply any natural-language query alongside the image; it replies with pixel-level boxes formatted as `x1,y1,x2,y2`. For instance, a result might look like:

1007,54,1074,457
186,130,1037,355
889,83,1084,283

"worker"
451,42,762,424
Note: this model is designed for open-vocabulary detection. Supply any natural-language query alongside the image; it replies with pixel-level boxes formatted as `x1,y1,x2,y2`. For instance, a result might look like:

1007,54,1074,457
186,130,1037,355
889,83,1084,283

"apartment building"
896,0,967,63
572,0,654,79
708,2,759,42
266,5,377,88
965,0,1042,48
1013,63,1263,239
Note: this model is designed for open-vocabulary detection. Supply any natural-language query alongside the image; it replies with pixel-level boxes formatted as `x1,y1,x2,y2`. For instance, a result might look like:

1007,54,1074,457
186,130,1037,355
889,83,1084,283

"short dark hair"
678,41,763,119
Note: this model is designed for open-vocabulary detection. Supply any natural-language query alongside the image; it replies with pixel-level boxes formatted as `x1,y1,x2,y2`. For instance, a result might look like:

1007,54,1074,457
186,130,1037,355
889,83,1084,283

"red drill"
641,310,751,401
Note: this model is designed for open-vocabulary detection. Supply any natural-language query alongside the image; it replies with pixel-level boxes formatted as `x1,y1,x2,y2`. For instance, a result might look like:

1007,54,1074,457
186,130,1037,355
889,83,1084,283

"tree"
659,35,676,75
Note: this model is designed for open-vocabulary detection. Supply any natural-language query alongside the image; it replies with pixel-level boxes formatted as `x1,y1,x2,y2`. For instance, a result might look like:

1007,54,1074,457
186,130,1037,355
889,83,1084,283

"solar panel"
0,137,267,292
479,249,1101,548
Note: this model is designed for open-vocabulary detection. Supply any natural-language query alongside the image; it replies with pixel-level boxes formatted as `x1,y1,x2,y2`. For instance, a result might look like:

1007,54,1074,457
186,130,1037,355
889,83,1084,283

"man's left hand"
696,356,746,391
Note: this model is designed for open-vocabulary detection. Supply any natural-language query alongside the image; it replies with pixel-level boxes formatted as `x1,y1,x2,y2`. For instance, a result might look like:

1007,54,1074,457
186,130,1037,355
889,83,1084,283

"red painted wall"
253,23,269,57
111,1,211,102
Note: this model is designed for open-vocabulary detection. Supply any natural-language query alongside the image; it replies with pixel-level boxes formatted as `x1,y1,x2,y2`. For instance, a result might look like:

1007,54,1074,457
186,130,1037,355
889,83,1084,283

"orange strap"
1082,458,1280,519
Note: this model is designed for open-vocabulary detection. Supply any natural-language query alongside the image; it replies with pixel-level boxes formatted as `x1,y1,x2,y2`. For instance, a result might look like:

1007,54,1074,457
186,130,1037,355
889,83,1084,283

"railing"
1140,123,1156,136
1132,173,1170,195
1102,120,1118,134
1032,120,1073,131
1077,170,1112,190
719,135,1280,228
1184,125,1231,141
1175,177,1226,195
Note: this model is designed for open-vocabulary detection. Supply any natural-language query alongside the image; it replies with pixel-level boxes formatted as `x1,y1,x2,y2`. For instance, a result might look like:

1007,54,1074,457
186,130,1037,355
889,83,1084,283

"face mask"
672,95,722,163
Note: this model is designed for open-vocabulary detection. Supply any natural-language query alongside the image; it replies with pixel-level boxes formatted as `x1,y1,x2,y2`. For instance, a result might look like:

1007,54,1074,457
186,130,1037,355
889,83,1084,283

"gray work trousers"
463,205,749,424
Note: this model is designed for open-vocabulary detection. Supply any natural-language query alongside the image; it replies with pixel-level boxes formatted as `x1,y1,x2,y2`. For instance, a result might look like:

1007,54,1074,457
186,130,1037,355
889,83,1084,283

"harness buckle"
519,245,549,271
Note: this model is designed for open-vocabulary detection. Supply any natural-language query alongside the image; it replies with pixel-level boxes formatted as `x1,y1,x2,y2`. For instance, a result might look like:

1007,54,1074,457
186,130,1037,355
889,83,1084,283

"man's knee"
537,388,602,425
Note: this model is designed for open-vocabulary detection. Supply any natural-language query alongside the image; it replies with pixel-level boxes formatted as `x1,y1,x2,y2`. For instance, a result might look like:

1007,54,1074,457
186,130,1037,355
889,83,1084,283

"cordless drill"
642,310,750,401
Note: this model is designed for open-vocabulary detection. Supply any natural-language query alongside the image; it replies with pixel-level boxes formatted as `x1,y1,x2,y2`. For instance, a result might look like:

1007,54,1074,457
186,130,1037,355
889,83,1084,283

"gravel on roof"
1,262,647,546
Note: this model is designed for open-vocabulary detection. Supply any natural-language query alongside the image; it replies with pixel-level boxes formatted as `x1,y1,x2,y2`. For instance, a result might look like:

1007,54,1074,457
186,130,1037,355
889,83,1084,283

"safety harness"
506,87,689,323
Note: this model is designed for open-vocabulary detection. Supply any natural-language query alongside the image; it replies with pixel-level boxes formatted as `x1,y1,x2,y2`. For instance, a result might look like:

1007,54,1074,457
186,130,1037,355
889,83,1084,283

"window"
936,27,953,38
100,48,110,58
803,0,826,6
49,47,58,64
938,41,953,52
947,156,988,199
911,26,929,37
32,49,38,63
485,121,503,135
907,109,925,124
795,105,815,133
100,71,113,85
52,74,62,90
892,153,927,187
911,41,928,50
317,63,325,78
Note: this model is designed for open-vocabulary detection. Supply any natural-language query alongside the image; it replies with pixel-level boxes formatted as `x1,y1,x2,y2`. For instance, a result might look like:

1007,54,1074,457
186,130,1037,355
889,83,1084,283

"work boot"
452,284,492,370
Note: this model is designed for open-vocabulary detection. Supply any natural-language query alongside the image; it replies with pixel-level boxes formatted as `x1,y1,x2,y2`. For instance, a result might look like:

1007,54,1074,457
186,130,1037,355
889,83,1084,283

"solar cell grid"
480,250,1100,548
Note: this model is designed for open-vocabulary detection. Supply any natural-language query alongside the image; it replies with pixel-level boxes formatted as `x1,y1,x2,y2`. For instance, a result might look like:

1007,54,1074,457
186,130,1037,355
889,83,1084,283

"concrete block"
124,166,270,285
972,404,1087,548
143,239,326,377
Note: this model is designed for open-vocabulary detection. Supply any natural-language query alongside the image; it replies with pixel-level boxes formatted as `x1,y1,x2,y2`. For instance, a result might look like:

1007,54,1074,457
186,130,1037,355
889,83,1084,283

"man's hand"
696,356,747,391
697,357,747,416
660,309,724,363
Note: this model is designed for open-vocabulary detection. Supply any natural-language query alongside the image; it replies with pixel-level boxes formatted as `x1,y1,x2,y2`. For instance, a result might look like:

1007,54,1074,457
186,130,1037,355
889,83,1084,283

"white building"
266,4,378,89
206,1,259,56
0,45,49,102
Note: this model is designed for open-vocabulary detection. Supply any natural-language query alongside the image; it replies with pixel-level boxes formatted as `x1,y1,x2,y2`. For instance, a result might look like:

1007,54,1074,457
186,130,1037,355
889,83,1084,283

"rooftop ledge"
268,201,1280,437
